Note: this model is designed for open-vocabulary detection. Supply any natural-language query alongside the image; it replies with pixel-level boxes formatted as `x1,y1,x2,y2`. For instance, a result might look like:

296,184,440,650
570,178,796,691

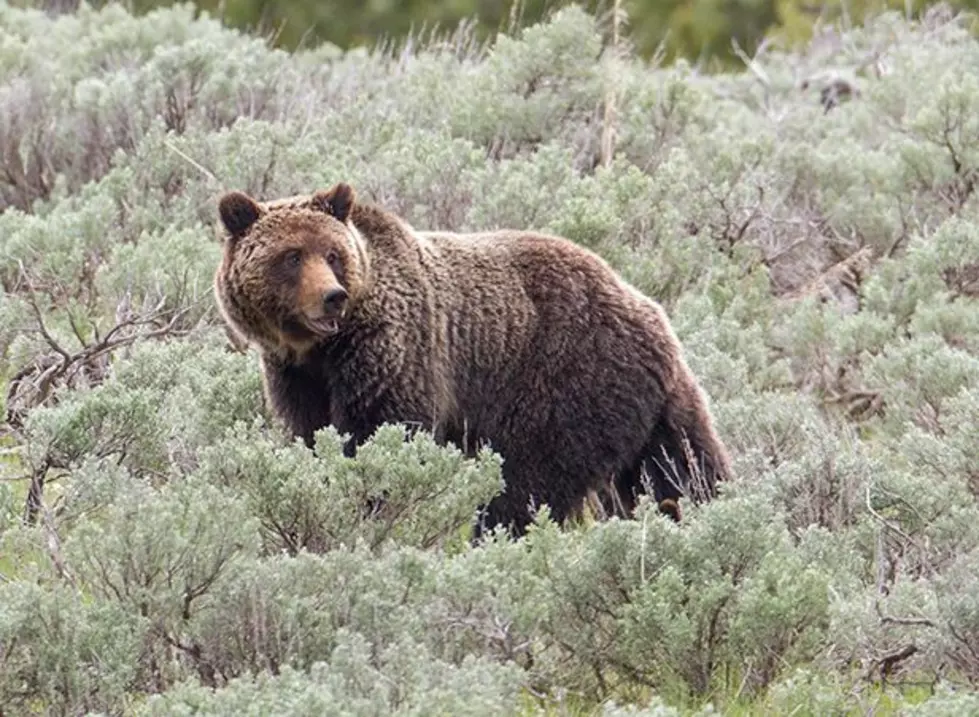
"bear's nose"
323,287,348,316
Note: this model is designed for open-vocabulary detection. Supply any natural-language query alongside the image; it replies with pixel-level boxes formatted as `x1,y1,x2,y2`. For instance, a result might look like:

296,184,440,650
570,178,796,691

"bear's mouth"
308,318,341,336
283,316,342,341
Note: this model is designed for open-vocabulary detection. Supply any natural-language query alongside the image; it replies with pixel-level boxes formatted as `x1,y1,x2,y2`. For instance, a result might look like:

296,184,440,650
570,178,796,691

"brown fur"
214,183,733,539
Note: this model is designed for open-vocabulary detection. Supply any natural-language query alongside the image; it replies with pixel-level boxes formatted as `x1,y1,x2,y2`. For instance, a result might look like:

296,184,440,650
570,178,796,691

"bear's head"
214,182,369,356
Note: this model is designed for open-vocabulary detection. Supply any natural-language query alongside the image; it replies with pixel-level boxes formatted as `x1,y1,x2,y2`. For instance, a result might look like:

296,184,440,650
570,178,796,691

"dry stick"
162,139,226,216
18,261,71,362
764,234,817,266
639,506,648,583
731,36,772,89
875,599,937,629
15,281,192,416
162,140,220,187
864,485,935,579
878,644,918,680
506,0,524,37
41,501,76,588
733,37,784,123
599,0,621,169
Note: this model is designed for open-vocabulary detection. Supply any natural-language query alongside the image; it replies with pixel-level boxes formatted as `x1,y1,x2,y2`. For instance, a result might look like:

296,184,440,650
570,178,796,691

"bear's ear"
311,183,355,223
218,191,263,238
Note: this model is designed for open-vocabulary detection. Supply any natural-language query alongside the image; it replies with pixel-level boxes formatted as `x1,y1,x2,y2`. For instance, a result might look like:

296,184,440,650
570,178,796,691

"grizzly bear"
214,183,732,538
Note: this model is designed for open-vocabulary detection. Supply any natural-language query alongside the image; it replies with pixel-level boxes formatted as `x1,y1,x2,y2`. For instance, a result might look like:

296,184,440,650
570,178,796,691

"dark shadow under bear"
214,183,733,539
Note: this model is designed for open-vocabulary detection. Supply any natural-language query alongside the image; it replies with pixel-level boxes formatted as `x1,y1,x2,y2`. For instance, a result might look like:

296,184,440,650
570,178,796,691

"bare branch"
6,286,197,427
865,485,927,555
731,37,771,89
878,644,918,680
40,499,76,588
875,599,938,629
163,139,221,189
19,262,71,363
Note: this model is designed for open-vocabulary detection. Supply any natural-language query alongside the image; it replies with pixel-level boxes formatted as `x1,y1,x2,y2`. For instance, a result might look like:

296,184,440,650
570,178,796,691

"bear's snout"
322,287,348,317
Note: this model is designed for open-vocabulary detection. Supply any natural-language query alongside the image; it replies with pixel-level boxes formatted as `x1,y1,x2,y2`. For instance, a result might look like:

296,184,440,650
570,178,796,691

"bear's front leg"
260,353,333,449
329,403,383,459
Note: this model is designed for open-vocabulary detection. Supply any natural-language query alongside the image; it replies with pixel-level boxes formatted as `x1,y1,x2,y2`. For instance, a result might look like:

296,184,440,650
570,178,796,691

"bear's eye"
326,251,339,267
284,250,302,268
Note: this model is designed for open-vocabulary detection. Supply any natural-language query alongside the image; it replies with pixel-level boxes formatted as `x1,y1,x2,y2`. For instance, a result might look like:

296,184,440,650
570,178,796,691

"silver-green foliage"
2,1,979,715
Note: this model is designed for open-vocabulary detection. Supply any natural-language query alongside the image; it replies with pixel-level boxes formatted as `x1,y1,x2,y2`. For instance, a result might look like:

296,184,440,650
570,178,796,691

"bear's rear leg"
610,457,685,523
471,475,580,543
652,393,731,505
611,393,731,523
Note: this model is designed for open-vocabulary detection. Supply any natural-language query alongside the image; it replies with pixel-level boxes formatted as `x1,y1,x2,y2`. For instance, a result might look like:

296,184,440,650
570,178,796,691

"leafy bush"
2,2,979,715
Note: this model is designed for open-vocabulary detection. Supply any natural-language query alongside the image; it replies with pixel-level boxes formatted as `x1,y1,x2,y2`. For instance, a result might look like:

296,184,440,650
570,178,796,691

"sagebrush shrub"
2,2,979,714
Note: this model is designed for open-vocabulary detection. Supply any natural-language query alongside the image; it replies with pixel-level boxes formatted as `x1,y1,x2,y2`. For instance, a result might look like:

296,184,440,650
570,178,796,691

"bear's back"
407,228,676,397
417,228,661,330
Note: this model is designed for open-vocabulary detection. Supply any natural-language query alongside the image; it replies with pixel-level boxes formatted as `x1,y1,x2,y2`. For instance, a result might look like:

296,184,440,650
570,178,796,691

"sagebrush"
2,2,979,715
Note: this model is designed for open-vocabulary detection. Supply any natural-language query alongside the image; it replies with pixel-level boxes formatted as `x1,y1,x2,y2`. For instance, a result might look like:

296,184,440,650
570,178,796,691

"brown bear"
213,182,732,539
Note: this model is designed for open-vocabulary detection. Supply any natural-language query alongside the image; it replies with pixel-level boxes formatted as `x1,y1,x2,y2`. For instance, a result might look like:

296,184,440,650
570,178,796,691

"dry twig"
6,265,195,429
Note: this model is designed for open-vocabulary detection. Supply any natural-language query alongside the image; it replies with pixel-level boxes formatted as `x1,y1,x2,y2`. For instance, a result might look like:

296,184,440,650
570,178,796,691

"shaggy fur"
214,183,733,538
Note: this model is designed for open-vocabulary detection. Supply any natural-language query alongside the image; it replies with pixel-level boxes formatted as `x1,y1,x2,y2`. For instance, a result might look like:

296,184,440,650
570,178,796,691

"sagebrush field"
2,2,979,715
